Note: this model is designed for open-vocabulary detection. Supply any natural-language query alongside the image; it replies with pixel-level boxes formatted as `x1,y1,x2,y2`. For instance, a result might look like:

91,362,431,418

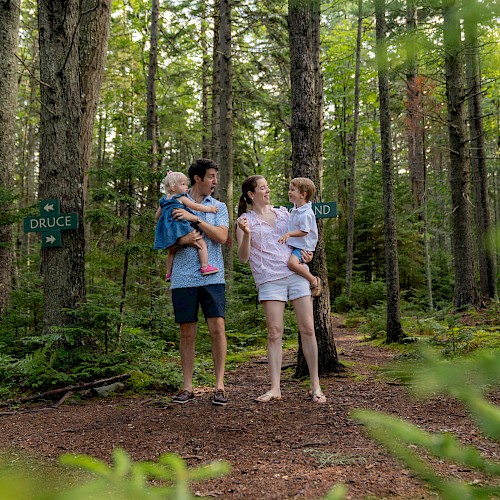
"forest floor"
1,317,499,499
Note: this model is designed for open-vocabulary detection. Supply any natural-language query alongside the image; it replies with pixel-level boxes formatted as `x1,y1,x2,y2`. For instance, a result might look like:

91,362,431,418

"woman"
236,175,326,403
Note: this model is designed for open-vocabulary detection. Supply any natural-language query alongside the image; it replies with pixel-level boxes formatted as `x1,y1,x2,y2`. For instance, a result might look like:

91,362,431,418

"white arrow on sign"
44,203,55,212
45,235,56,244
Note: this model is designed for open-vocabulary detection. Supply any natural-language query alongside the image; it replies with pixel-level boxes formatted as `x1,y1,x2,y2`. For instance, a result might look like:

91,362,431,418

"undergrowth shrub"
353,348,500,498
0,448,230,499
333,280,386,312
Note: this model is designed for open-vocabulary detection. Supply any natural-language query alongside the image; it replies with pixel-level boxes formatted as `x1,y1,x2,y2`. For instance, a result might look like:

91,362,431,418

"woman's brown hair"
237,175,264,217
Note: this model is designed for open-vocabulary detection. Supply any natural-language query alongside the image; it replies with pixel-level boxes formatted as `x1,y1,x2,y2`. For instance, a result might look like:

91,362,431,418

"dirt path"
0,323,497,499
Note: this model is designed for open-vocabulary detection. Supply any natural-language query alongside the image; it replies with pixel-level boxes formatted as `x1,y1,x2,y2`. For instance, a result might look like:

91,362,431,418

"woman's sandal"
311,277,322,297
308,389,326,404
254,391,282,403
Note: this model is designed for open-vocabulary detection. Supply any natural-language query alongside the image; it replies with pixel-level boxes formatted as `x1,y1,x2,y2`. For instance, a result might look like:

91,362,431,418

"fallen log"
7,373,131,404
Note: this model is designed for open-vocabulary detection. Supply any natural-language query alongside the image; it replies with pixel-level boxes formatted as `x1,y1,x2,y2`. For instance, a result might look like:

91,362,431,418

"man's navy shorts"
172,284,226,324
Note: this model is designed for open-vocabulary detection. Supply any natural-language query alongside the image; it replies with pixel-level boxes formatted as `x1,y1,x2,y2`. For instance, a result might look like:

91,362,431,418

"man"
169,158,229,405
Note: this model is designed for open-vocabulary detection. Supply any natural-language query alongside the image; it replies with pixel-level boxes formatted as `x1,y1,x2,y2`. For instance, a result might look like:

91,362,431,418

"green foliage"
0,448,230,500
353,348,500,498
333,280,386,312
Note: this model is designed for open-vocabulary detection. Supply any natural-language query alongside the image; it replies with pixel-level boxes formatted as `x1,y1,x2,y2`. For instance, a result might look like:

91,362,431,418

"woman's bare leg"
291,295,324,398
259,300,286,400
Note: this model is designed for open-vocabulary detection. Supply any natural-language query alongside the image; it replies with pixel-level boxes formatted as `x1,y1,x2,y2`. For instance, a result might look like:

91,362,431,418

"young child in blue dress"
278,177,322,297
154,171,219,280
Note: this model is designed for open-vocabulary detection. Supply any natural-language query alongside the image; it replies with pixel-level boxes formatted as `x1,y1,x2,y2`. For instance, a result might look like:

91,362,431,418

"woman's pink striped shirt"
242,207,294,287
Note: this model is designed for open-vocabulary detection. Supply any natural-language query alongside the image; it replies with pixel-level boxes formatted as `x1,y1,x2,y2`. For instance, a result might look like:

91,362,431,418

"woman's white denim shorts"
258,273,311,302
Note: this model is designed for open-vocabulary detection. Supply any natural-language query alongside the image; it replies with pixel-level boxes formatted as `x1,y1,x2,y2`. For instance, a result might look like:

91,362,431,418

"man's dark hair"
188,158,218,185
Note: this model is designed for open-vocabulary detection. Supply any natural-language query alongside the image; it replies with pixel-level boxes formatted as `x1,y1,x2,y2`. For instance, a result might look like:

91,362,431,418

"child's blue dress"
154,194,195,250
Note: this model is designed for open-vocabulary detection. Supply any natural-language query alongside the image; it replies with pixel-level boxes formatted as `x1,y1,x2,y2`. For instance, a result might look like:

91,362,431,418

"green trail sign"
23,199,79,248
280,202,338,219
312,202,337,219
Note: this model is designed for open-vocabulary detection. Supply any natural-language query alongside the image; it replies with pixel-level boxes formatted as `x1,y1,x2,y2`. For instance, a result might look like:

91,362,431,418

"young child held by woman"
154,171,219,280
278,177,322,297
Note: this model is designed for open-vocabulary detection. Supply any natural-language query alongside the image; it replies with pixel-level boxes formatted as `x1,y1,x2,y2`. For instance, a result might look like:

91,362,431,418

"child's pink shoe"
165,272,171,281
200,265,219,276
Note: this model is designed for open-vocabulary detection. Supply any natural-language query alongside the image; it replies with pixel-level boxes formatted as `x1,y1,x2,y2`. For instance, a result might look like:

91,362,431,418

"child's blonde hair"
290,177,316,202
161,171,189,195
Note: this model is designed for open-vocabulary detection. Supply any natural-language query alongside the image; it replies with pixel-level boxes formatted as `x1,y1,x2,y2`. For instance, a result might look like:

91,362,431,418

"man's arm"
172,208,228,244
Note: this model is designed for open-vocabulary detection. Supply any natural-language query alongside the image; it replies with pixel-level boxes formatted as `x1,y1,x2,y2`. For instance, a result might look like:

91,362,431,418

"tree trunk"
375,0,404,342
201,0,211,158
38,0,85,333
289,0,341,375
405,0,425,213
442,0,478,308
0,0,20,314
80,0,111,254
345,0,363,299
211,2,220,164
219,0,234,275
464,9,497,302
406,0,433,309
146,0,159,183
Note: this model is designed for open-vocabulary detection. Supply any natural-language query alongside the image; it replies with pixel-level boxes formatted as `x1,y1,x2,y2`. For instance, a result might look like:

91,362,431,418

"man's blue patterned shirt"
170,194,228,289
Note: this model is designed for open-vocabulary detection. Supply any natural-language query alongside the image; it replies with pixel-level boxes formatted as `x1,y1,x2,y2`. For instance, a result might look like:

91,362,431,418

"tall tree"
0,0,20,313
375,0,404,342
345,0,363,299
405,0,425,214
80,0,112,252
38,0,85,332
464,1,497,302
289,0,341,375
200,0,211,158
80,0,111,195
146,0,159,179
219,0,234,273
211,1,221,164
38,0,110,332
405,0,433,309
442,0,478,308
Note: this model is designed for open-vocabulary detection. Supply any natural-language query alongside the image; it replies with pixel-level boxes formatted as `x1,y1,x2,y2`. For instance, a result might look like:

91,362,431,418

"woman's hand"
301,250,313,264
237,216,250,234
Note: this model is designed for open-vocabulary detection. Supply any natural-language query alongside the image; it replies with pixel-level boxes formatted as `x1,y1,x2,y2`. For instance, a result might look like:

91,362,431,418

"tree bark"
405,0,433,309
201,0,211,158
464,8,497,302
211,1,221,164
375,0,404,342
345,0,363,299
0,0,20,313
405,0,425,214
80,0,112,254
146,0,159,182
289,0,341,375
80,0,111,199
219,0,234,274
442,0,478,308
38,0,85,333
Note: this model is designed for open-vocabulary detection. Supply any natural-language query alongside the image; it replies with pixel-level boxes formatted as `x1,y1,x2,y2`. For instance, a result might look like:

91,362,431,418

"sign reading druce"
23,199,79,248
